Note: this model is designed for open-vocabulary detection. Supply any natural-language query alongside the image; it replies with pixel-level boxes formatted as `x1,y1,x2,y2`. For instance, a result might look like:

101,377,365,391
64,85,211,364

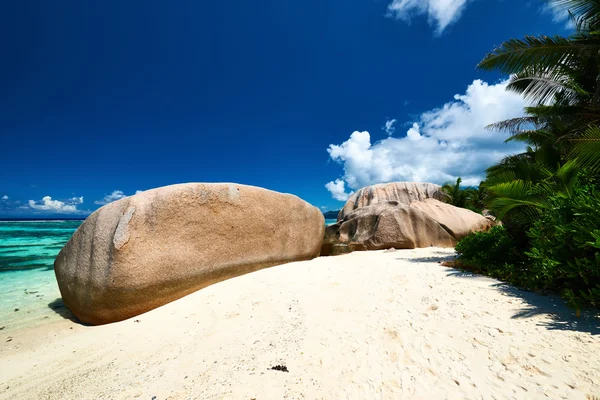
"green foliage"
454,0,600,311
454,226,526,280
455,183,600,310
465,183,487,212
478,0,600,185
552,0,600,30
484,160,581,229
570,125,600,174
441,178,468,208
477,35,581,79
440,177,487,213
526,184,600,308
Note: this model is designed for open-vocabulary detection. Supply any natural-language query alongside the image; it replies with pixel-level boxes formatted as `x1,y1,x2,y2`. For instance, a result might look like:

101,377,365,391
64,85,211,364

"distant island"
322,210,339,219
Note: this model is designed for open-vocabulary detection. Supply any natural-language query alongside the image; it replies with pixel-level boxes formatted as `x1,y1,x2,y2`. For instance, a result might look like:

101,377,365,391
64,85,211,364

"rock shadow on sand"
444,268,600,335
399,253,456,264
48,298,83,324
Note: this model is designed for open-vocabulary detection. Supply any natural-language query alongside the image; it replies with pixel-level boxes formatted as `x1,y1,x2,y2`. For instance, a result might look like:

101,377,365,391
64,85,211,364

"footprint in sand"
384,327,404,345
522,364,551,377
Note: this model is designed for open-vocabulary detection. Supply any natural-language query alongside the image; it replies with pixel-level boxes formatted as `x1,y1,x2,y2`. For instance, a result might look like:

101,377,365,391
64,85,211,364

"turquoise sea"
0,219,82,331
1,217,333,331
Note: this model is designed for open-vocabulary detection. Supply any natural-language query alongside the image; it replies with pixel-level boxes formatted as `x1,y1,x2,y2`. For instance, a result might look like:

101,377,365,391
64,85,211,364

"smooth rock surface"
338,182,446,220
54,183,324,325
324,182,495,255
409,198,495,240
326,201,457,253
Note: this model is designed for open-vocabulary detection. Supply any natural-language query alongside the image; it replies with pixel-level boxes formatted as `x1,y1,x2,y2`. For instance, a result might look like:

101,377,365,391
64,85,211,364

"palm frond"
553,158,581,195
569,125,600,172
486,154,553,186
506,69,589,105
486,116,542,133
504,129,555,146
552,0,600,31
478,35,583,74
485,180,548,220
524,104,583,117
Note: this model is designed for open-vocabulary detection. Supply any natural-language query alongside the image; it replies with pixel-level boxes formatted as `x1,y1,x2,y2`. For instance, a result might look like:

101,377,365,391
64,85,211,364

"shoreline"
0,268,68,334
1,248,599,399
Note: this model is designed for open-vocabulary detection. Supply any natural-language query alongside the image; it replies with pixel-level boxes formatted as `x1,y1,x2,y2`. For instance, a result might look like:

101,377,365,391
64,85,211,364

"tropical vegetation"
440,178,487,212
452,0,600,312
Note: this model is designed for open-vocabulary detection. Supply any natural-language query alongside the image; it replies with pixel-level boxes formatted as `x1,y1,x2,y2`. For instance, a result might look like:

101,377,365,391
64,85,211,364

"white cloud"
1,195,7,200
325,79,527,200
386,0,472,34
94,190,145,205
325,179,354,202
95,190,127,205
542,1,574,30
384,119,397,135
27,196,85,214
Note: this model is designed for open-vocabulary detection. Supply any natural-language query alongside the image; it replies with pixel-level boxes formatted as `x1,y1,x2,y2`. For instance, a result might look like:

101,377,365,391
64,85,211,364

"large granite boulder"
323,201,457,253
323,182,495,255
409,199,495,240
55,183,324,325
338,182,447,220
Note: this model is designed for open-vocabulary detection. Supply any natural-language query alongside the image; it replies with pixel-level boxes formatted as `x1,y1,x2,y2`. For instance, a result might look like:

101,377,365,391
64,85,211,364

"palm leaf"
504,129,556,145
485,180,548,221
486,116,542,133
506,69,588,105
569,125,600,172
551,0,600,30
478,35,586,74
553,158,581,195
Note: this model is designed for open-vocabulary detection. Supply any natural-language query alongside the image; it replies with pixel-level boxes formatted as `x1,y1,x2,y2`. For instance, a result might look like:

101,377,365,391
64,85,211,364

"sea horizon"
0,217,86,221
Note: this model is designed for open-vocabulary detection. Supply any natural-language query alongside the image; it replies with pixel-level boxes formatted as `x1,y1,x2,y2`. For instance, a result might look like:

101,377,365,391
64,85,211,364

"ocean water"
0,220,81,331
1,218,335,331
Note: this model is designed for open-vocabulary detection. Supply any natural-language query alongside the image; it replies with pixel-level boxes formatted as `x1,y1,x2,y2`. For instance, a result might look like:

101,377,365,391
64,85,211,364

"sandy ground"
1,248,599,400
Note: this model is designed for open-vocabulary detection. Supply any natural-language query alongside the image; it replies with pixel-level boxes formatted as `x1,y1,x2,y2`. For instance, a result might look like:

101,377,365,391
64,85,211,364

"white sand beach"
1,248,599,400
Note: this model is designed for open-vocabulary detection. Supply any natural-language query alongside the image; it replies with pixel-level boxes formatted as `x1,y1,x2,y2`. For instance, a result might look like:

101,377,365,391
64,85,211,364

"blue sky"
1,0,569,216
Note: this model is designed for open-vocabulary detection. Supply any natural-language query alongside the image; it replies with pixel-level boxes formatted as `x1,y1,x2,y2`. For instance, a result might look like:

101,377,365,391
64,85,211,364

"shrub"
455,184,600,311
526,185,600,309
454,225,527,282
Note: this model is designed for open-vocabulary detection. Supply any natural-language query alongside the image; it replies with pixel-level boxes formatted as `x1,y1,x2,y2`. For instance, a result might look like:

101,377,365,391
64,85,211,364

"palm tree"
478,0,600,108
476,0,600,226
466,182,488,212
485,159,580,224
478,0,600,173
441,177,470,208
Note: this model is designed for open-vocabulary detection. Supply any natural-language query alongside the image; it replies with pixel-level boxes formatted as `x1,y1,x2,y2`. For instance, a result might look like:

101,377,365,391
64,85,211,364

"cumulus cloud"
27,196,85,214
384,119,397,135
325,79,527,200
1,195,7,200
95,190,128,205
94,190,145,205
386,0,472,34
325,179,354,201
